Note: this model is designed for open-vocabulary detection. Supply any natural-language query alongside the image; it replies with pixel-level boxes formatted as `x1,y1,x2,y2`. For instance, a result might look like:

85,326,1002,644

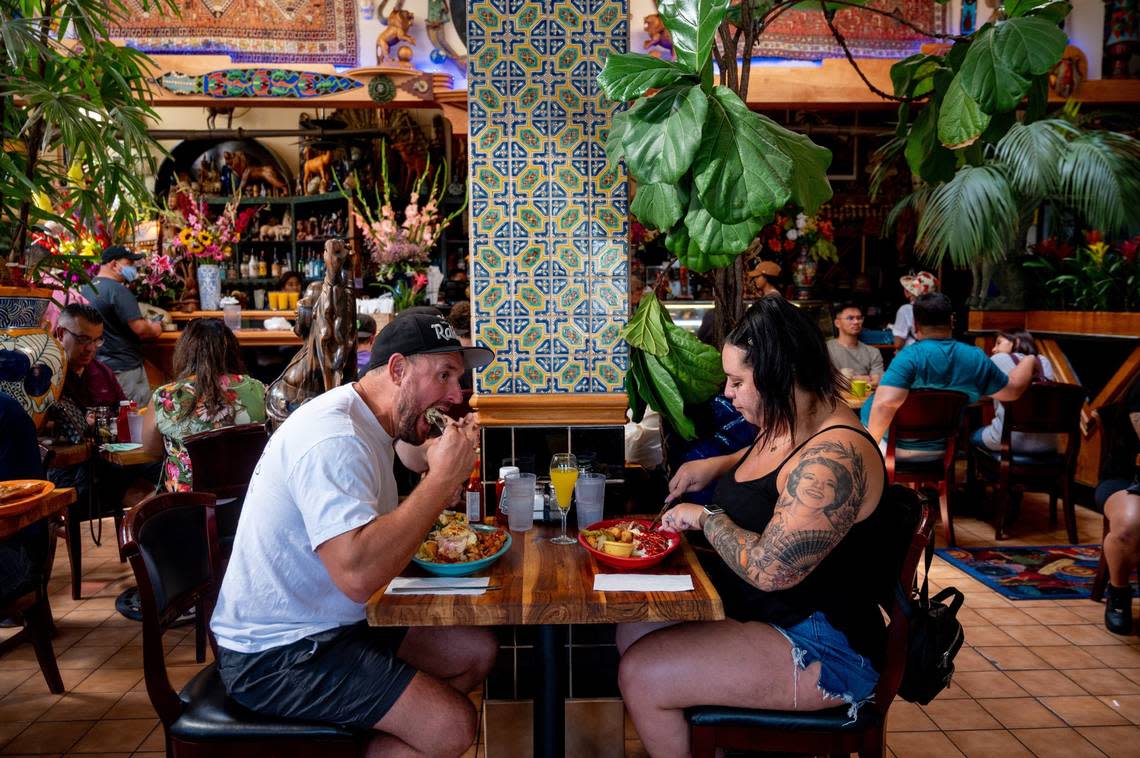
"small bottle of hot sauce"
465,453,482,524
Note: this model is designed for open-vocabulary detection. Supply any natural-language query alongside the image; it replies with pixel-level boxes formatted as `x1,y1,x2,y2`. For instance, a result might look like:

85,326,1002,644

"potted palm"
1,0,172,424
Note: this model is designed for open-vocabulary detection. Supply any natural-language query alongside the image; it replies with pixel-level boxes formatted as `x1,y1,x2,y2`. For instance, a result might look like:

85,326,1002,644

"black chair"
120,491,368,758
0,518,65,694
183,423,269,562
885,390,969,546
970,382,1086,542
686,485,934,758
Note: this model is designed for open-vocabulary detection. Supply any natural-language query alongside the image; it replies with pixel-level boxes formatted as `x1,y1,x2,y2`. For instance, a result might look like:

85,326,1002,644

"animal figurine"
205,106,234,131
302,148,334,195
377,9,416,63
643,14,673,58
266,239,356,427
222,150,290,196
1051,45,1088,98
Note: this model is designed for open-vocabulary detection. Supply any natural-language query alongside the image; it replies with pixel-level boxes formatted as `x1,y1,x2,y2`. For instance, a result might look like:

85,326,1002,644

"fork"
647,500,673,532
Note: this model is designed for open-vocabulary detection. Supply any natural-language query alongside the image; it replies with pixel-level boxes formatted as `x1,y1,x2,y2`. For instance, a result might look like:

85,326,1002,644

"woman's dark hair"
172,319,244,421
998,329,1039,356
725,297,841,449
786,456,854,510
277,270,304,291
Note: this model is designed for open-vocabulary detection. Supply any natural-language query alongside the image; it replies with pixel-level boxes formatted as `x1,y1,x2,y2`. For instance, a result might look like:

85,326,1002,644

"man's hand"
425,422,477,491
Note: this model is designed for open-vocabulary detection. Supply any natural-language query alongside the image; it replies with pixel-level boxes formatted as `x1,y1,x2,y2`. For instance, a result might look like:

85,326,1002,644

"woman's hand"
660,503,706,531
666,459,721,503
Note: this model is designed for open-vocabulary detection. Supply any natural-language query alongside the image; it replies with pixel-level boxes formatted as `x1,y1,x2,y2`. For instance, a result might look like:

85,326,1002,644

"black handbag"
896,540,965,705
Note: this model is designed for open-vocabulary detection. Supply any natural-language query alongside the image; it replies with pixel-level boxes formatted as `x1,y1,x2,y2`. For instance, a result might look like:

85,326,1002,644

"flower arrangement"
132,252,180,307
342,143,467,280
163,186,261,262
381,271,429,311
758,207,837,263
1024,230,1139,311
22,214,109,291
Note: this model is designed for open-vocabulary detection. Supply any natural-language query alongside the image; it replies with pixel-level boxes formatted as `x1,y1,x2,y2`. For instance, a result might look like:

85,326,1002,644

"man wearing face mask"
80,245,162,406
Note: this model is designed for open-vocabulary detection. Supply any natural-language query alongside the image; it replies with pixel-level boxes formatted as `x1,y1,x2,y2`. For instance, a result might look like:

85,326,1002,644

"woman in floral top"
141,319,266,492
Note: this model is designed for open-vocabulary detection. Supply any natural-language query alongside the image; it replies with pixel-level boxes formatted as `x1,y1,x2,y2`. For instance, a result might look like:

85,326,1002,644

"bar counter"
143,326,301,382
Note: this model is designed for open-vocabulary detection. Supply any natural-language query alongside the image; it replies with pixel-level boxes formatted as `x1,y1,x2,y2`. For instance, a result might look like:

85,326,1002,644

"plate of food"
579,518,681,570
0,480,56,516
412,511,512,576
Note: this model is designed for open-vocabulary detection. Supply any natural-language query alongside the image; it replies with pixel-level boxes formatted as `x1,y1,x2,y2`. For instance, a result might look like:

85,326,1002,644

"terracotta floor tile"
1120,669,1140,686
58,611,113,628
975,646,1052,671
0,669,34,699
1083,646,1140,668
0,720,31,750
68,717,156,753
70,668,144,694
955,671,1032,698
960,592,1014,608
1011,726,1107,757
1099,695,1140,725
1071,605,1114,624
885,700,939,732
955,648,998,672
978,697,1065,728
1028,646,1104,669
962,624,1022,646
1007,625,1073,646
102,692,156,720
36,692,118,722
1076,725,1140,758
1062,669,1140,696
136,723,166,752
1040,696,1131,726
1008,670,1087,696
74,627,137,648
0,720,92,754
0,645,46,670
921,699,1002,730
1025,607,1093,625
0,693,62,722
976,607,1040,625
1056,626,1134,647
6,668,90,698
887,730,966,758
99,649,144,669
947,728,1034,757
53,645,120,670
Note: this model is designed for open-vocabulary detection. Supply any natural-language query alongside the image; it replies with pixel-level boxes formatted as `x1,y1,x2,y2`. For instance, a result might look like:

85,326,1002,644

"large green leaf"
642,353,696,439
630,182,687,231
915,165,1019,267
1057,132,1140,237
1004,0,1071,20
621,84,707,184
938,75,991,149
622,292,669,357
993,119,1071,198
626,356,646,422
604,108,630,165
597,53,688,102
692,86,792,224
665,225,738,272
756,113,834,214
958,27,1030,113
657,0,731,75
890,53,942,98
905,104,955,182
993,17,1068,76
659,323,725,403
684,196,765,258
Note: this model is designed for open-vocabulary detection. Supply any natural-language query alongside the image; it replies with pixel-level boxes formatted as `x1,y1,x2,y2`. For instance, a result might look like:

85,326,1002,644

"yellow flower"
198,230,214,247
59,239,76,255
79,238,99,257
179,228,195,247
1088,241,1108,266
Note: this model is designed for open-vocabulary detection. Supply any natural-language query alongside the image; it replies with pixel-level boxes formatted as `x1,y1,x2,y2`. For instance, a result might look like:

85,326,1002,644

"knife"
388,585,501,593
647,500,672,532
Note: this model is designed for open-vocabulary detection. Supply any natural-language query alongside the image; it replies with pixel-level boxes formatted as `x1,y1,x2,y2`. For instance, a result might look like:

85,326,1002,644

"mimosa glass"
549,453,578,544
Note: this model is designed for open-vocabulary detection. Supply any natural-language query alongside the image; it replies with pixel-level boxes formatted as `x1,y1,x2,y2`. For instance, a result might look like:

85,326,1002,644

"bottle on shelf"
258,253,268,278
245,255,258,279
465,453,483,524
271,255,283,279
495,465,520,528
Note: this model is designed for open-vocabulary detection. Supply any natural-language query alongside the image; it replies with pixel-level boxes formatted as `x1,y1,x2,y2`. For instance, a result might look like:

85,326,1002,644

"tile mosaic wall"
467,0,629,394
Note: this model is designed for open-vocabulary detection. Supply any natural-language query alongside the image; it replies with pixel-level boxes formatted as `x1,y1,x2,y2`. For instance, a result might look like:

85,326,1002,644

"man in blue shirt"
864,293,1037,454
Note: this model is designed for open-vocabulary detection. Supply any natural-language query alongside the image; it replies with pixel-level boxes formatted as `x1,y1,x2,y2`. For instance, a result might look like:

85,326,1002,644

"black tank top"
702,424,890,668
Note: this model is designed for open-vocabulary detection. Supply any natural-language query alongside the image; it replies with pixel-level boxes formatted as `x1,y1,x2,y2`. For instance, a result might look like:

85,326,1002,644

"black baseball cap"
100,245,144,264
366,309,493,373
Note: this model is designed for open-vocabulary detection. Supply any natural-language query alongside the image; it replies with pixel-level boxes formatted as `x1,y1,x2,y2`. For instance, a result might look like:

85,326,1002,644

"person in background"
141,319,266,492
891,271,937,350
0,392,51,625
826,301,884,389
52,304,126,414
618,297,891,756
210,310,496,756
974,329,1059,455
1098,380,1140,634
356,314,377,375
745,260,783,298
447,301,473,347
278,271,304,294
865,293,1038,460
80,245,162,407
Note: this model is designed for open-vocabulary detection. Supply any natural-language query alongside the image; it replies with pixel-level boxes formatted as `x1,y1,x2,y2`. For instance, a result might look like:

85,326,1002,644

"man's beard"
394,387,428,445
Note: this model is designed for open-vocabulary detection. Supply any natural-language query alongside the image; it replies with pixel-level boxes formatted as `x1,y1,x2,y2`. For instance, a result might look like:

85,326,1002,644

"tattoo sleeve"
702,437,871,592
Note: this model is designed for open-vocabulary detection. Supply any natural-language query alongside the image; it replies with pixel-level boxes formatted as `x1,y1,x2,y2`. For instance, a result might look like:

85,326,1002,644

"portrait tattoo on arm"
703,438,870,591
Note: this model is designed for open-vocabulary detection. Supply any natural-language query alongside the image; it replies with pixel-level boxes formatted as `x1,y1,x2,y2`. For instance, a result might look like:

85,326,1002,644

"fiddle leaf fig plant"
598,0,833,275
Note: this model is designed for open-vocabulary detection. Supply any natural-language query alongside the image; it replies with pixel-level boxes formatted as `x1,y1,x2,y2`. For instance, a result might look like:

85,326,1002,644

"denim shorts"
216,622,413,729
770,611,879,721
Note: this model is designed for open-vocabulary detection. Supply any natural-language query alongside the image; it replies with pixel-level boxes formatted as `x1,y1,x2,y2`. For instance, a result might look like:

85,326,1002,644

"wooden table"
367,523,723,757
0,487,76,539
100,447,162,467
843,391,871,410
39,441,93,468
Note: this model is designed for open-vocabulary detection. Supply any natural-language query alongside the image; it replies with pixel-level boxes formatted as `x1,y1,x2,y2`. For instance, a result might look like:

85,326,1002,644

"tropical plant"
1024,232,1139,311
0,0,175,285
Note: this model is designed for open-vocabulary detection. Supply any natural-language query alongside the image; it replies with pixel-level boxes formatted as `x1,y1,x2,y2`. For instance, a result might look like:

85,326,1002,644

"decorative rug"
935,545,1132,601
107,0,358,66
745,0,946,60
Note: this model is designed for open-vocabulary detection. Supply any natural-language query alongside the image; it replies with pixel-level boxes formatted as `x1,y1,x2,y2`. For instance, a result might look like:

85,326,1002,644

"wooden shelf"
169,309,296,322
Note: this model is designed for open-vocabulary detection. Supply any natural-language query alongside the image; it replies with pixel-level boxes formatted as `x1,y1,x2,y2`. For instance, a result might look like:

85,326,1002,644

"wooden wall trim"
471,394,629,427
968,310,1140,339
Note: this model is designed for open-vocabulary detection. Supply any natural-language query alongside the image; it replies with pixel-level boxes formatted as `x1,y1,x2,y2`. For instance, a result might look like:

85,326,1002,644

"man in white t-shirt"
211,310,496,756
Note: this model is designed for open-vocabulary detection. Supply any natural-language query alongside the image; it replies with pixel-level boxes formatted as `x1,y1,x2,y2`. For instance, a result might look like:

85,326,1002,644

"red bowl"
578,518,681,570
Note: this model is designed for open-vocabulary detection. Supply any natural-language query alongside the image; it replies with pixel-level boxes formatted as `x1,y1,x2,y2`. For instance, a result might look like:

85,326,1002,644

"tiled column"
467,0,629,399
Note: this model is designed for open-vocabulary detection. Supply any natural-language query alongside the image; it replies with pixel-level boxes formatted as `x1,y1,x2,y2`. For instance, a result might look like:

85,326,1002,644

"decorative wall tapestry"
108,0,358,66
745,0,945,60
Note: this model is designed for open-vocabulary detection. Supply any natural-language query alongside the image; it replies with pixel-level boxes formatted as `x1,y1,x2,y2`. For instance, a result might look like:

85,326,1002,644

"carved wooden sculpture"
266,239,356,427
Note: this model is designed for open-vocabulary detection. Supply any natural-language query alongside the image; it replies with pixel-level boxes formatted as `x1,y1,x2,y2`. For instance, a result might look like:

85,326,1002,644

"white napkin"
385,577,490,595
593,574,694,592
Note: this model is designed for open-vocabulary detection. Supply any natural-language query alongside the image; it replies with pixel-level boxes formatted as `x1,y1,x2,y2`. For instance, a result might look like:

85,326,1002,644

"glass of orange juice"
549,453,578,544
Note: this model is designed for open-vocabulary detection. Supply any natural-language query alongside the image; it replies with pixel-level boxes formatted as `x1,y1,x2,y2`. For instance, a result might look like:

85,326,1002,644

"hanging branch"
820,4,921,103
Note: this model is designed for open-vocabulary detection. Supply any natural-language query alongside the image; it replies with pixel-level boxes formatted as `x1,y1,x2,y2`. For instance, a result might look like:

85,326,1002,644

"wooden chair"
0,518,65,694
970,382,1086,542
120,491,367,758
183,423,269,559
686,485,934,758
885,390,969,546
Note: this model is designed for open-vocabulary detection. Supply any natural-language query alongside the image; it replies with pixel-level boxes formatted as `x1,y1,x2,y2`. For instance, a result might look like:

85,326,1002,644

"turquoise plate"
411,524,512,577
101,442,142,452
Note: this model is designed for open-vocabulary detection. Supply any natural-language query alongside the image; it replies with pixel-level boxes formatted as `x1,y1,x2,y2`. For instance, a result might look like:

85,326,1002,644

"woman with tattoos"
616,297,891,757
